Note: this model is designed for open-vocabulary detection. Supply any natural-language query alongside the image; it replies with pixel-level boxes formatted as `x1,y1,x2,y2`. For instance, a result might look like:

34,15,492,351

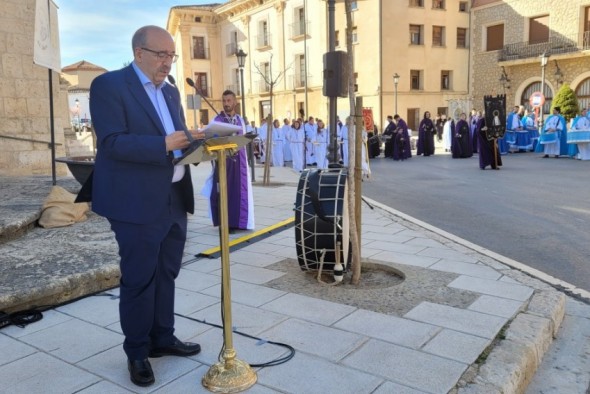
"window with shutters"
486,24,504,51
432,26,445,47
410,25,423,45
457,28,468,48
529,15,549,44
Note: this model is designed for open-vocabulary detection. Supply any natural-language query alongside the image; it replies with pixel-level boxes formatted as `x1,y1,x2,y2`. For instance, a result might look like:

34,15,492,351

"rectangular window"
200,109,209,125
192,36,206,59
432,0,445,10
354,72,358,93
584,7,590,49
297,55,306,88
258,20,270,47
335,30,340,47
410,24,422,45
293,7,306,36
441,70,451,90
194,72,208,97
457,28,467,48
437,107,448,117
409,0,423,7
459,1,468,12
351,1,358,10
486,24,504,51
432,26,445,46
410,70,422,90
529,15,549,44
234,68,241,95
352,27,358,43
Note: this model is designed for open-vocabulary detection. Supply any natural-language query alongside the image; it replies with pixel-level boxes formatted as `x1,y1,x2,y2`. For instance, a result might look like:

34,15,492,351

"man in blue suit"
90,25,203,387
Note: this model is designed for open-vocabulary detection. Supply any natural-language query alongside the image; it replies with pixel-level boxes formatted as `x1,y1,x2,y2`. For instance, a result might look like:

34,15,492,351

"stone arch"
571,71,590,110
514,77,556,114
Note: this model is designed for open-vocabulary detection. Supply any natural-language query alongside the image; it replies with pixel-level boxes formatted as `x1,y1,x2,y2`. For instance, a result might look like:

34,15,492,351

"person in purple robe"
451,113,473,158
476,115,502,170
208,90,254,230
392,114,412,161
417,111,435,156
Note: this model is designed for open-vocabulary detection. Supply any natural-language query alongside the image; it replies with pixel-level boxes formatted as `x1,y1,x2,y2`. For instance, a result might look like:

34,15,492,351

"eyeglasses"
141,47,179,63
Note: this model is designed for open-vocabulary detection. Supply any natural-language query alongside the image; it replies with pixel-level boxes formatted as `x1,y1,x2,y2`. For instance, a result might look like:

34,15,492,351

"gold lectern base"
202,358,257,393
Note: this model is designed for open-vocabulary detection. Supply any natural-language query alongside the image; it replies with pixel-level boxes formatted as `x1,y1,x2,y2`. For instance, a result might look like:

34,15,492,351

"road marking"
197,217,295,257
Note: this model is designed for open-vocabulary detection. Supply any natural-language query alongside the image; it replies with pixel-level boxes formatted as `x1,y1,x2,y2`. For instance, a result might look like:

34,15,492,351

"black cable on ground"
0,309,43,329
174,312,296,368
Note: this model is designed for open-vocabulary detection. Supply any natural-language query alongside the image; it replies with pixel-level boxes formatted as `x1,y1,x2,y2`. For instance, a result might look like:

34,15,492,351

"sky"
57,0,215,71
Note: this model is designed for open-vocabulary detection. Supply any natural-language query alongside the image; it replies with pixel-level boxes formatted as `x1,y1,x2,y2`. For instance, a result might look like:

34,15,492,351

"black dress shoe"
128,359,154,387
149,338,201,358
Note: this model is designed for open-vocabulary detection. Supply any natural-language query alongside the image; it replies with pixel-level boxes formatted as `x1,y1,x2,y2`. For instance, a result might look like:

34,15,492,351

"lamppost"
393,73,400,115
499,66,510,94
74,98,80,134
236,48,255,182
539,52,548,131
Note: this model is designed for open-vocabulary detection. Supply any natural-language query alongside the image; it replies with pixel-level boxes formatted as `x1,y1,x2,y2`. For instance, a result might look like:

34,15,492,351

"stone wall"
471,0,590,112
0,0,68,176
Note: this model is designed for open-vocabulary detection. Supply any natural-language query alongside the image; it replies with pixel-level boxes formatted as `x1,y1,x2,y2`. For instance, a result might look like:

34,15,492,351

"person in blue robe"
536,106,568,158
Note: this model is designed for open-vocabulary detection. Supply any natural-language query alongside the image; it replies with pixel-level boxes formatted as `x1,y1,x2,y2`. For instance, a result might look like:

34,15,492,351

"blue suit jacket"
89,65,194,224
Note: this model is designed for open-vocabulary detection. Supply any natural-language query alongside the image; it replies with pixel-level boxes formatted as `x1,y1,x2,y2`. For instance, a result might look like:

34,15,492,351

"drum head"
294,168,351,272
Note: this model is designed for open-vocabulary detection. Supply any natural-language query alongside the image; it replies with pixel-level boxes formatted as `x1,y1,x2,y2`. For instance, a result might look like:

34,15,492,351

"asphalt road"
361,150,590,292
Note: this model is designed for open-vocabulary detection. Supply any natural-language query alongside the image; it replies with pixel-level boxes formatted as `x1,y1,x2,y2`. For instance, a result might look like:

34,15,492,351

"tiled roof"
62,60,107,73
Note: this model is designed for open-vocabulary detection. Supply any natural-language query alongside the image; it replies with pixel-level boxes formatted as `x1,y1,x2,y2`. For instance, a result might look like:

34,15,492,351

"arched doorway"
521,82,553,114
575,77,590,111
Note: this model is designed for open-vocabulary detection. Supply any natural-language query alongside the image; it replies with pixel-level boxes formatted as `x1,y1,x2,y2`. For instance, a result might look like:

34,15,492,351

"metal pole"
240,67,255,182
354,97,363,254
539,54,547,134
394,82,398,115
328,0,338,166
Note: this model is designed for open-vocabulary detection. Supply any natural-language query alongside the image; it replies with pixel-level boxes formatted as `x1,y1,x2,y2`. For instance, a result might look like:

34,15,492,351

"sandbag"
38,186,90,228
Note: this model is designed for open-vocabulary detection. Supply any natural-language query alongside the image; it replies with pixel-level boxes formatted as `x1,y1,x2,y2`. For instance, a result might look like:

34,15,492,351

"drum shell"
295,168,350,272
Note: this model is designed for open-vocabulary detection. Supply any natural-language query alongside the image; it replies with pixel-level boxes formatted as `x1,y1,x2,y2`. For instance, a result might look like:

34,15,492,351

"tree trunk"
344,0,361,285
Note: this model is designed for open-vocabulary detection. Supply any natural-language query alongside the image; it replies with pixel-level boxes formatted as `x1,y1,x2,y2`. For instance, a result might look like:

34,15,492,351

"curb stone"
456,290,566,394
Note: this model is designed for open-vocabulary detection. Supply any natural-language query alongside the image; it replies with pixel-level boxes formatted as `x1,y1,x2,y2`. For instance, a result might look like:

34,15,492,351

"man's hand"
165,130,205,152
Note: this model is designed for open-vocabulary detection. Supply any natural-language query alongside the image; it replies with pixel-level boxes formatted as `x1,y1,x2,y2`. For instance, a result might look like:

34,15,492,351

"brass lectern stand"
177,132,257,393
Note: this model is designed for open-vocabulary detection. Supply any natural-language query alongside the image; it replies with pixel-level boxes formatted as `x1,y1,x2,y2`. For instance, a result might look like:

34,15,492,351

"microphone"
185,77,219,117
165,74,195,144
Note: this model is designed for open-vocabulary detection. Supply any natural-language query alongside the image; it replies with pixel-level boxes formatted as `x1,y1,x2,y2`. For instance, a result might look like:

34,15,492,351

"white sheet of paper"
201,120,242,138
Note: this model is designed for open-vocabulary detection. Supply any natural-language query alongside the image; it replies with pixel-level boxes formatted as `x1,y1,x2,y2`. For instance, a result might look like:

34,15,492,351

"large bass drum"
294,168,350,272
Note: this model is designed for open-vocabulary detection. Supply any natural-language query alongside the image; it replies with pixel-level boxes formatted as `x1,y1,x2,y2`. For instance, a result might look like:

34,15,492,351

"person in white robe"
289,120,306,172
304,116,317,166
281,118,292,162
271,119,284,167
314,119,330,169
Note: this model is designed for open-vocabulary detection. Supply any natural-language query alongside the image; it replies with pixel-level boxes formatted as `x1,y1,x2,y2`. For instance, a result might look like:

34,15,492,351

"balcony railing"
290,74,312,89
226,84,241,96
225,42,238,57
192,47,210,60
290,21,309,38
256,33,271,49
498,33,581,61
258,79,270,93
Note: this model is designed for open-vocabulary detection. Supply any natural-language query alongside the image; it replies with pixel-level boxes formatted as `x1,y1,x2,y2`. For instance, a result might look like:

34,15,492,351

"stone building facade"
1,0,69,176
471,0,590,115
167,0,472,132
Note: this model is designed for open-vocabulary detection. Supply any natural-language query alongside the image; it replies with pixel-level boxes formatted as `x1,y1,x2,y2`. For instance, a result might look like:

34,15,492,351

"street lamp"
499,66,510,94
539,52,548,131
236,48,255,182
554,60,563,87
393,73,400,115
